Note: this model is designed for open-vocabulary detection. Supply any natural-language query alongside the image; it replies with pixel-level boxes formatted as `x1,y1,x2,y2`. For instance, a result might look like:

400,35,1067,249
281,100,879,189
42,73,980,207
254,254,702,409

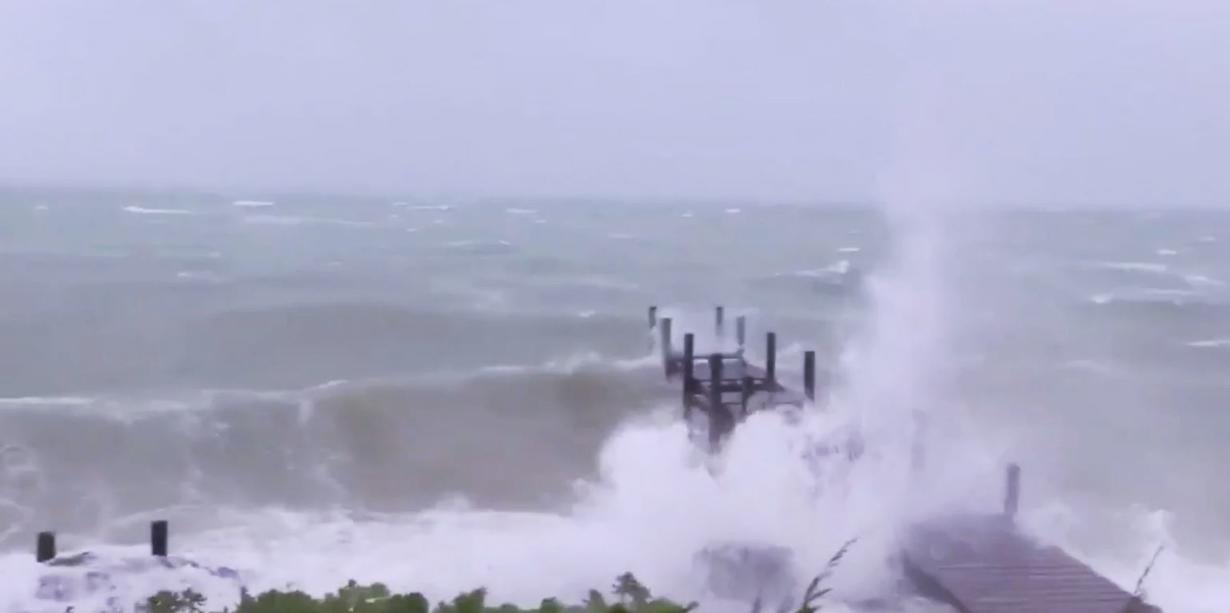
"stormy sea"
1,189,1227,612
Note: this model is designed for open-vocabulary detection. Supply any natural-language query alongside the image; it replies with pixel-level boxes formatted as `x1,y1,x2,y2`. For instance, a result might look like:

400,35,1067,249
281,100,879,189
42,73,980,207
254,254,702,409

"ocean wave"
121,206,194,216
393,203,452,211
1089,261,1169,274
231,200,274,208
0,355,664,549
1186,338,1230,348
241,214,375,228
443,239,516,255
775,260,852,279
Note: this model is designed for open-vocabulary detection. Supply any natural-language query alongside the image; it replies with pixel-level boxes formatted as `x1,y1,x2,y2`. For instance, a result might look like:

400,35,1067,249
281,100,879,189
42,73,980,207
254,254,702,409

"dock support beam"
660,318,673,378
736,315,746,350
682,333,695,415
151,520,168,557
803,350,816,402
648,305,657,329
708,354,728,450
765,332,777,386
715,306,725,339
36,531,55,563
1004,463,1021,518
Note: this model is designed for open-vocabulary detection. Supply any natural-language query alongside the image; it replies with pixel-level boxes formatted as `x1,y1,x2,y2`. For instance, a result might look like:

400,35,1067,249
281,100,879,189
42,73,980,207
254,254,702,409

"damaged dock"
650,306,1161,613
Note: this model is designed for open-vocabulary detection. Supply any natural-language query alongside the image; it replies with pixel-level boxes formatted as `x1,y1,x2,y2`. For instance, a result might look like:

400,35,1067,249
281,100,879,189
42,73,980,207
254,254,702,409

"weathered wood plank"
904,515,1144,613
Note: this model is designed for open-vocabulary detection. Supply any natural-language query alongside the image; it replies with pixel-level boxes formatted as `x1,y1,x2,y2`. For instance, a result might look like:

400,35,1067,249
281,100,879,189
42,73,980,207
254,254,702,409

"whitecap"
777,260,851,278
506,208,537,215
1184,274,1223,287
243,214,374,228
1186,338,1230,348
122,206,194,216
398,204,452,211
175,271,226,283
0,396,95,408
231,200,275,208
837,246,861,253
725,208,742,214
681,212,694,218
1156,248,1178,256
1090,261,1168,274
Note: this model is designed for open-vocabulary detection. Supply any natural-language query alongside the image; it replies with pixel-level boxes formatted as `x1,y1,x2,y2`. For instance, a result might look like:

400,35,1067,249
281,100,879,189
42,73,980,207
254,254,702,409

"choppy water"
1,189,1228,611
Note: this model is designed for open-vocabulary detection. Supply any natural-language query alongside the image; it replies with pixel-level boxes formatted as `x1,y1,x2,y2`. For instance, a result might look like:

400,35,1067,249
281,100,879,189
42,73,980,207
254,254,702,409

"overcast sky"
1,1,1227,205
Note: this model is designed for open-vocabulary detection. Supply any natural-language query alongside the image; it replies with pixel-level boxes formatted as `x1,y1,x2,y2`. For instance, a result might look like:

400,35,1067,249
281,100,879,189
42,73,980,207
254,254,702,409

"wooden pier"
649,306,1162,613
652,307,818,450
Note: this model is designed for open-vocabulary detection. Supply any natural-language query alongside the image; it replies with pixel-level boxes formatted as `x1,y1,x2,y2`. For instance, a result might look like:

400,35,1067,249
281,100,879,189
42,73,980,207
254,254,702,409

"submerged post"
1004,463,1021,518
803,350,816,401
648,305,658,329
715,306,725,339
708,353,723,410
765,332,777,386
151,520,168,557
736,315,746,350
660,317,673,378
36,531,55,563
682,333,695,415
741,375,753,415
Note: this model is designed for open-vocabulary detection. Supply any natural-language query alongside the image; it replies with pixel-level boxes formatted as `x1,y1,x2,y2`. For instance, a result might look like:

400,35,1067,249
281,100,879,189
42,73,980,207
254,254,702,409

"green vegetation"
133,568,841,613
136,574,693,613
134,540,860,613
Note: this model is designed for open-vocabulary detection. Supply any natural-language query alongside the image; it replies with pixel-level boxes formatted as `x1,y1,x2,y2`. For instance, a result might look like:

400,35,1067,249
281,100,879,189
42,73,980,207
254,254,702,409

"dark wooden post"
715,306,725,339
659,317,673,378
741,375,753,415
648,305,657,329
151,520,168,557
708,354,727,450
765,332,777,386
36,531,55,563
803,350,816,401
682,333,695,415
1004,464,1021,518
736,315,746,350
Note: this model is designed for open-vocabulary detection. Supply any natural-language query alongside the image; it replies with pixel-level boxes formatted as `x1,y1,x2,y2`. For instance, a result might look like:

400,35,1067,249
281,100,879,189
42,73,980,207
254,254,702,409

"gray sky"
1,0,1227,205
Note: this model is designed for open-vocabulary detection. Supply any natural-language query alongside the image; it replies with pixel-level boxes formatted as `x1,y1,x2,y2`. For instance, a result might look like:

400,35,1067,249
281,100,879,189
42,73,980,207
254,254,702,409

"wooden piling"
803,350,816,401
648,305,658,329
765,332,777,385
741,375,753,415
36,531,55,563
715,306,725,339
708,354,726,450
660,317,673,378
151,520,168,557
1004,464,1021,518
682,333,695,415
736,315,746,349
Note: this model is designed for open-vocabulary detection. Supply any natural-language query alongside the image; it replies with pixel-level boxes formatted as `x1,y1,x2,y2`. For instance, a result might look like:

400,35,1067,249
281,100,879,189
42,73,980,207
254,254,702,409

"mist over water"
2,191,1230,611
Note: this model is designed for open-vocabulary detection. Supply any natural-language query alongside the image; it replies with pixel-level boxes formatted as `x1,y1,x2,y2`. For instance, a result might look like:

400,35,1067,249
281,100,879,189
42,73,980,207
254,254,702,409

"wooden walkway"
649,306,1162,613
904,514,1154,613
